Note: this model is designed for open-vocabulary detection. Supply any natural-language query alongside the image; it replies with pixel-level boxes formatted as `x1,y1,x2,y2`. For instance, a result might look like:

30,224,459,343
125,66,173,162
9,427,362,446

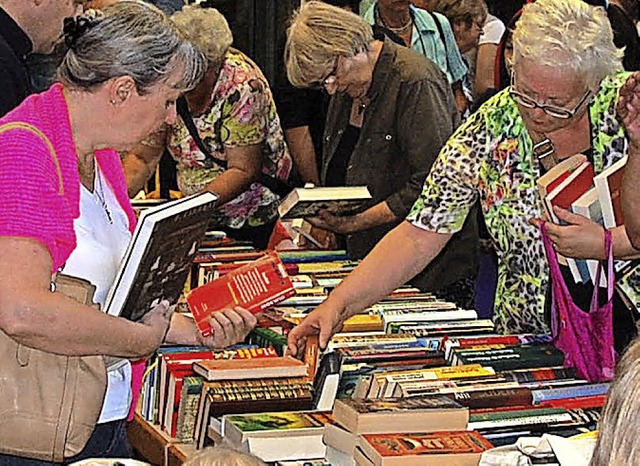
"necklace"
94,167,114,225
375,6,413,33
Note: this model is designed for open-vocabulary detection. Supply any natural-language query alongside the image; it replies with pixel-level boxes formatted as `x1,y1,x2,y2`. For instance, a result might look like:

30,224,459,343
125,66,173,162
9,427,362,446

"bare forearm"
1,291,157,357
164,312,199,346
284,126,320,185
622,141,640,248
613,225,640,259
330,221,451,318
201,168,255,204
122,149,163,197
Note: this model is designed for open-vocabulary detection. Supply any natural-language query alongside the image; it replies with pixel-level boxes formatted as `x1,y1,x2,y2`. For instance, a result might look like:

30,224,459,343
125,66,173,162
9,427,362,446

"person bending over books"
589,335,640,466
123,5,293,250
288,0,640,356
0,3,256,463
285,1,480,309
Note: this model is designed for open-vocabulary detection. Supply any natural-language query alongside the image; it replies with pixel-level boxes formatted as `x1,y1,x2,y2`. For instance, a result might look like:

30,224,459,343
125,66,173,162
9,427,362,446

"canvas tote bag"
0,122,107,462
540,221,616,382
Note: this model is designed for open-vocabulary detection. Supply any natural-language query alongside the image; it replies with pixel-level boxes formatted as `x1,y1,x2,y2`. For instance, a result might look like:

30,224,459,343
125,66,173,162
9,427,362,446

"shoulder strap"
176,96,293,197
0,122,64,195
176,96,228,169
427,11,452,74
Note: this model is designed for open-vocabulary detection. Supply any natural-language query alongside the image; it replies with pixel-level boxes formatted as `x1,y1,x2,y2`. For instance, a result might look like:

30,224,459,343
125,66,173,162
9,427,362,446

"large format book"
594,155,627,228
278,185,372,219
536,154,587,201
193,355,308,381
356,430,493,466
186,251,296,336
104,192,218,320
332,396,468,434
222,411,333,462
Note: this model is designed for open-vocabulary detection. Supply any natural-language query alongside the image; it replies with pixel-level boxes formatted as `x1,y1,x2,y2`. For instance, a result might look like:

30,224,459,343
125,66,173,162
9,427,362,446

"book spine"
449,387,533,409
531,383,610,404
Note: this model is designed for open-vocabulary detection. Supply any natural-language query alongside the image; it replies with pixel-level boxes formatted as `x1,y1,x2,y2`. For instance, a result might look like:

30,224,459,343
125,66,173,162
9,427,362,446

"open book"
104,192,218,321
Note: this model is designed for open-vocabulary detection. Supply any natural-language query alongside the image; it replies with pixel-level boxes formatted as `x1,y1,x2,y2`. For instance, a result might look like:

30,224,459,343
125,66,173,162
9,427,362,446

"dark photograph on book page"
105,193,218,321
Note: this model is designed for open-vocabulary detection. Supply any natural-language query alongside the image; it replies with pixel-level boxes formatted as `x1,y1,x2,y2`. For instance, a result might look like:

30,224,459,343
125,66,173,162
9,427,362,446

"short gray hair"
285,0,373,88
171,5,233,67
512,0,623,91
59,1,205,94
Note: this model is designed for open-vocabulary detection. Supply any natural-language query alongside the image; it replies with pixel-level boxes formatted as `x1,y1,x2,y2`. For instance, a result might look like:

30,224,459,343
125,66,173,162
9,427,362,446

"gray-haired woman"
288,0,640,357
285,1,479,309
124,5,293,250
0,2,249,463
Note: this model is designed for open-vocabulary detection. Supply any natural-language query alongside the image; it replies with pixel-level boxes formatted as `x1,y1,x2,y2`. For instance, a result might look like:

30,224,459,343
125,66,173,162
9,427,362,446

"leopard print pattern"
408,72,630,335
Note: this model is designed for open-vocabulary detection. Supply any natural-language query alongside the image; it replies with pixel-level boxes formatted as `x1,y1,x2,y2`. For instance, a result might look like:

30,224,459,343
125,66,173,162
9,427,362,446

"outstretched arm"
287,221,451,354
618,72,640,249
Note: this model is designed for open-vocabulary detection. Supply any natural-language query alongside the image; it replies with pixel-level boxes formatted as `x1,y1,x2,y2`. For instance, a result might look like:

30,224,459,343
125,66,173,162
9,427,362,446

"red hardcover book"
187,251,296,336
545,161,595,222
358,430,493,466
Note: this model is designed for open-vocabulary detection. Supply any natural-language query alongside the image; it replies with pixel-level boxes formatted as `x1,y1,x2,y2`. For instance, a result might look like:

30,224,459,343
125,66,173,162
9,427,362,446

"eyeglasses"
509,73,593,119
309,56,340,90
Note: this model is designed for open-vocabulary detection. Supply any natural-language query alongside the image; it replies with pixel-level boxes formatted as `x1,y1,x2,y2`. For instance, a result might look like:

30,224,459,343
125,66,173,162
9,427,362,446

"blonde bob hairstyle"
285,0,373,88
172,5,233,67
512,0,623,92
590,337,640,466
182,447,266,466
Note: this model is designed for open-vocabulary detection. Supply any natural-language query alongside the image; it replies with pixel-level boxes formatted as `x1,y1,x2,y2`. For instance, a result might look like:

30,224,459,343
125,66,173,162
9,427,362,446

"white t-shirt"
64,165,133,423
478,14,506,46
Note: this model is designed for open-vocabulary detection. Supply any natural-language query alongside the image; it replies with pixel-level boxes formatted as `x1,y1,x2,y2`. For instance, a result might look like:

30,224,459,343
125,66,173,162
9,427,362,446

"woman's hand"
618,71,640,150
197,307,258,350
138,300,174,356
307,211,359,235
538,207,606,260
286,300,347,356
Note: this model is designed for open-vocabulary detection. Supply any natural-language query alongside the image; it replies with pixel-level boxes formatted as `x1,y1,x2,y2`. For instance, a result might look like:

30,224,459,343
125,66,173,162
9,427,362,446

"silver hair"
182,447,266,466
512,0,623,91
171,5,233,67
58,1,205,94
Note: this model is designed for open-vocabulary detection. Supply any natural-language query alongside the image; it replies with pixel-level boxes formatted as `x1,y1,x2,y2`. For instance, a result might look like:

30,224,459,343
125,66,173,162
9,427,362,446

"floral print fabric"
166,49,292,229
408,72,630,334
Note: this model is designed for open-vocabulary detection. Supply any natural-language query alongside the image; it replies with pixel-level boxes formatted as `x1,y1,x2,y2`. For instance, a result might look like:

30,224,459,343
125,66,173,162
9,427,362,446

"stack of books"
322,396,490,466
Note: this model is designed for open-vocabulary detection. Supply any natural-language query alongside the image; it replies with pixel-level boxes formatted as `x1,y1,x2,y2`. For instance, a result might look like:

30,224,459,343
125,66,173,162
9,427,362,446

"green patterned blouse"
408,72,630,334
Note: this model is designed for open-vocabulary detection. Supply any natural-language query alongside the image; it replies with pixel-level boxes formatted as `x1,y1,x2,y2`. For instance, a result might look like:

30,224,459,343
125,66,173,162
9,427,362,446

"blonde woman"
285,1,479,309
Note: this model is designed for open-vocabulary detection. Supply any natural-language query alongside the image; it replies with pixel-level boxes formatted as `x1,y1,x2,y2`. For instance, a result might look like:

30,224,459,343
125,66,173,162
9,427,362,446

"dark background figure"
0,0,80,116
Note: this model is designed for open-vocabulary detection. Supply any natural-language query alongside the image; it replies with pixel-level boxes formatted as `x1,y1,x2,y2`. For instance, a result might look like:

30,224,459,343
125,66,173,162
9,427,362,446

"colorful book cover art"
227,411,331,432
362,431,492,456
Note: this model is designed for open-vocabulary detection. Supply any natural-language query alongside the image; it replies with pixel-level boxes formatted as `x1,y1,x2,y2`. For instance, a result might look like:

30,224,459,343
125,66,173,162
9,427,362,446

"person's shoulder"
221,49,270,91
390,41,447,84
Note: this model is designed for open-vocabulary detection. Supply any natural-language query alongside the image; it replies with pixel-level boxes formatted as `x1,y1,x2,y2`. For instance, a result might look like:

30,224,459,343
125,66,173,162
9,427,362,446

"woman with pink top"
0,2,255,464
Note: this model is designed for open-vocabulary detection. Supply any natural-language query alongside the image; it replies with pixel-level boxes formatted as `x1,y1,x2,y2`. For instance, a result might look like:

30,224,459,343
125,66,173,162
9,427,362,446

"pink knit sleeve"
0,130,76,271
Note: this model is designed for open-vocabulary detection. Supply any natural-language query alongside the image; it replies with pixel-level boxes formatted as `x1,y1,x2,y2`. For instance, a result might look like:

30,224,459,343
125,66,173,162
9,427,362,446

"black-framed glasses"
309,56,340,90
510,73,593,119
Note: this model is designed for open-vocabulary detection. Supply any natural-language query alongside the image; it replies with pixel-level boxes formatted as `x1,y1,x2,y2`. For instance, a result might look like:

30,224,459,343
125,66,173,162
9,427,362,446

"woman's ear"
109,76,137,106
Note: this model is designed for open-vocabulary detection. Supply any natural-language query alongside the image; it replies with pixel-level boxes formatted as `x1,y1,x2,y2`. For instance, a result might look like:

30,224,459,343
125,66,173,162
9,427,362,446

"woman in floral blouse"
287,0,640,356
125,5,292,249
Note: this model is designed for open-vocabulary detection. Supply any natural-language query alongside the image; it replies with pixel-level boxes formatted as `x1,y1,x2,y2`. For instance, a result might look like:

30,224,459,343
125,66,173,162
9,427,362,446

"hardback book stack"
193,355,313,449
137,345,280,442
322,395,492,466
221,410,334,462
